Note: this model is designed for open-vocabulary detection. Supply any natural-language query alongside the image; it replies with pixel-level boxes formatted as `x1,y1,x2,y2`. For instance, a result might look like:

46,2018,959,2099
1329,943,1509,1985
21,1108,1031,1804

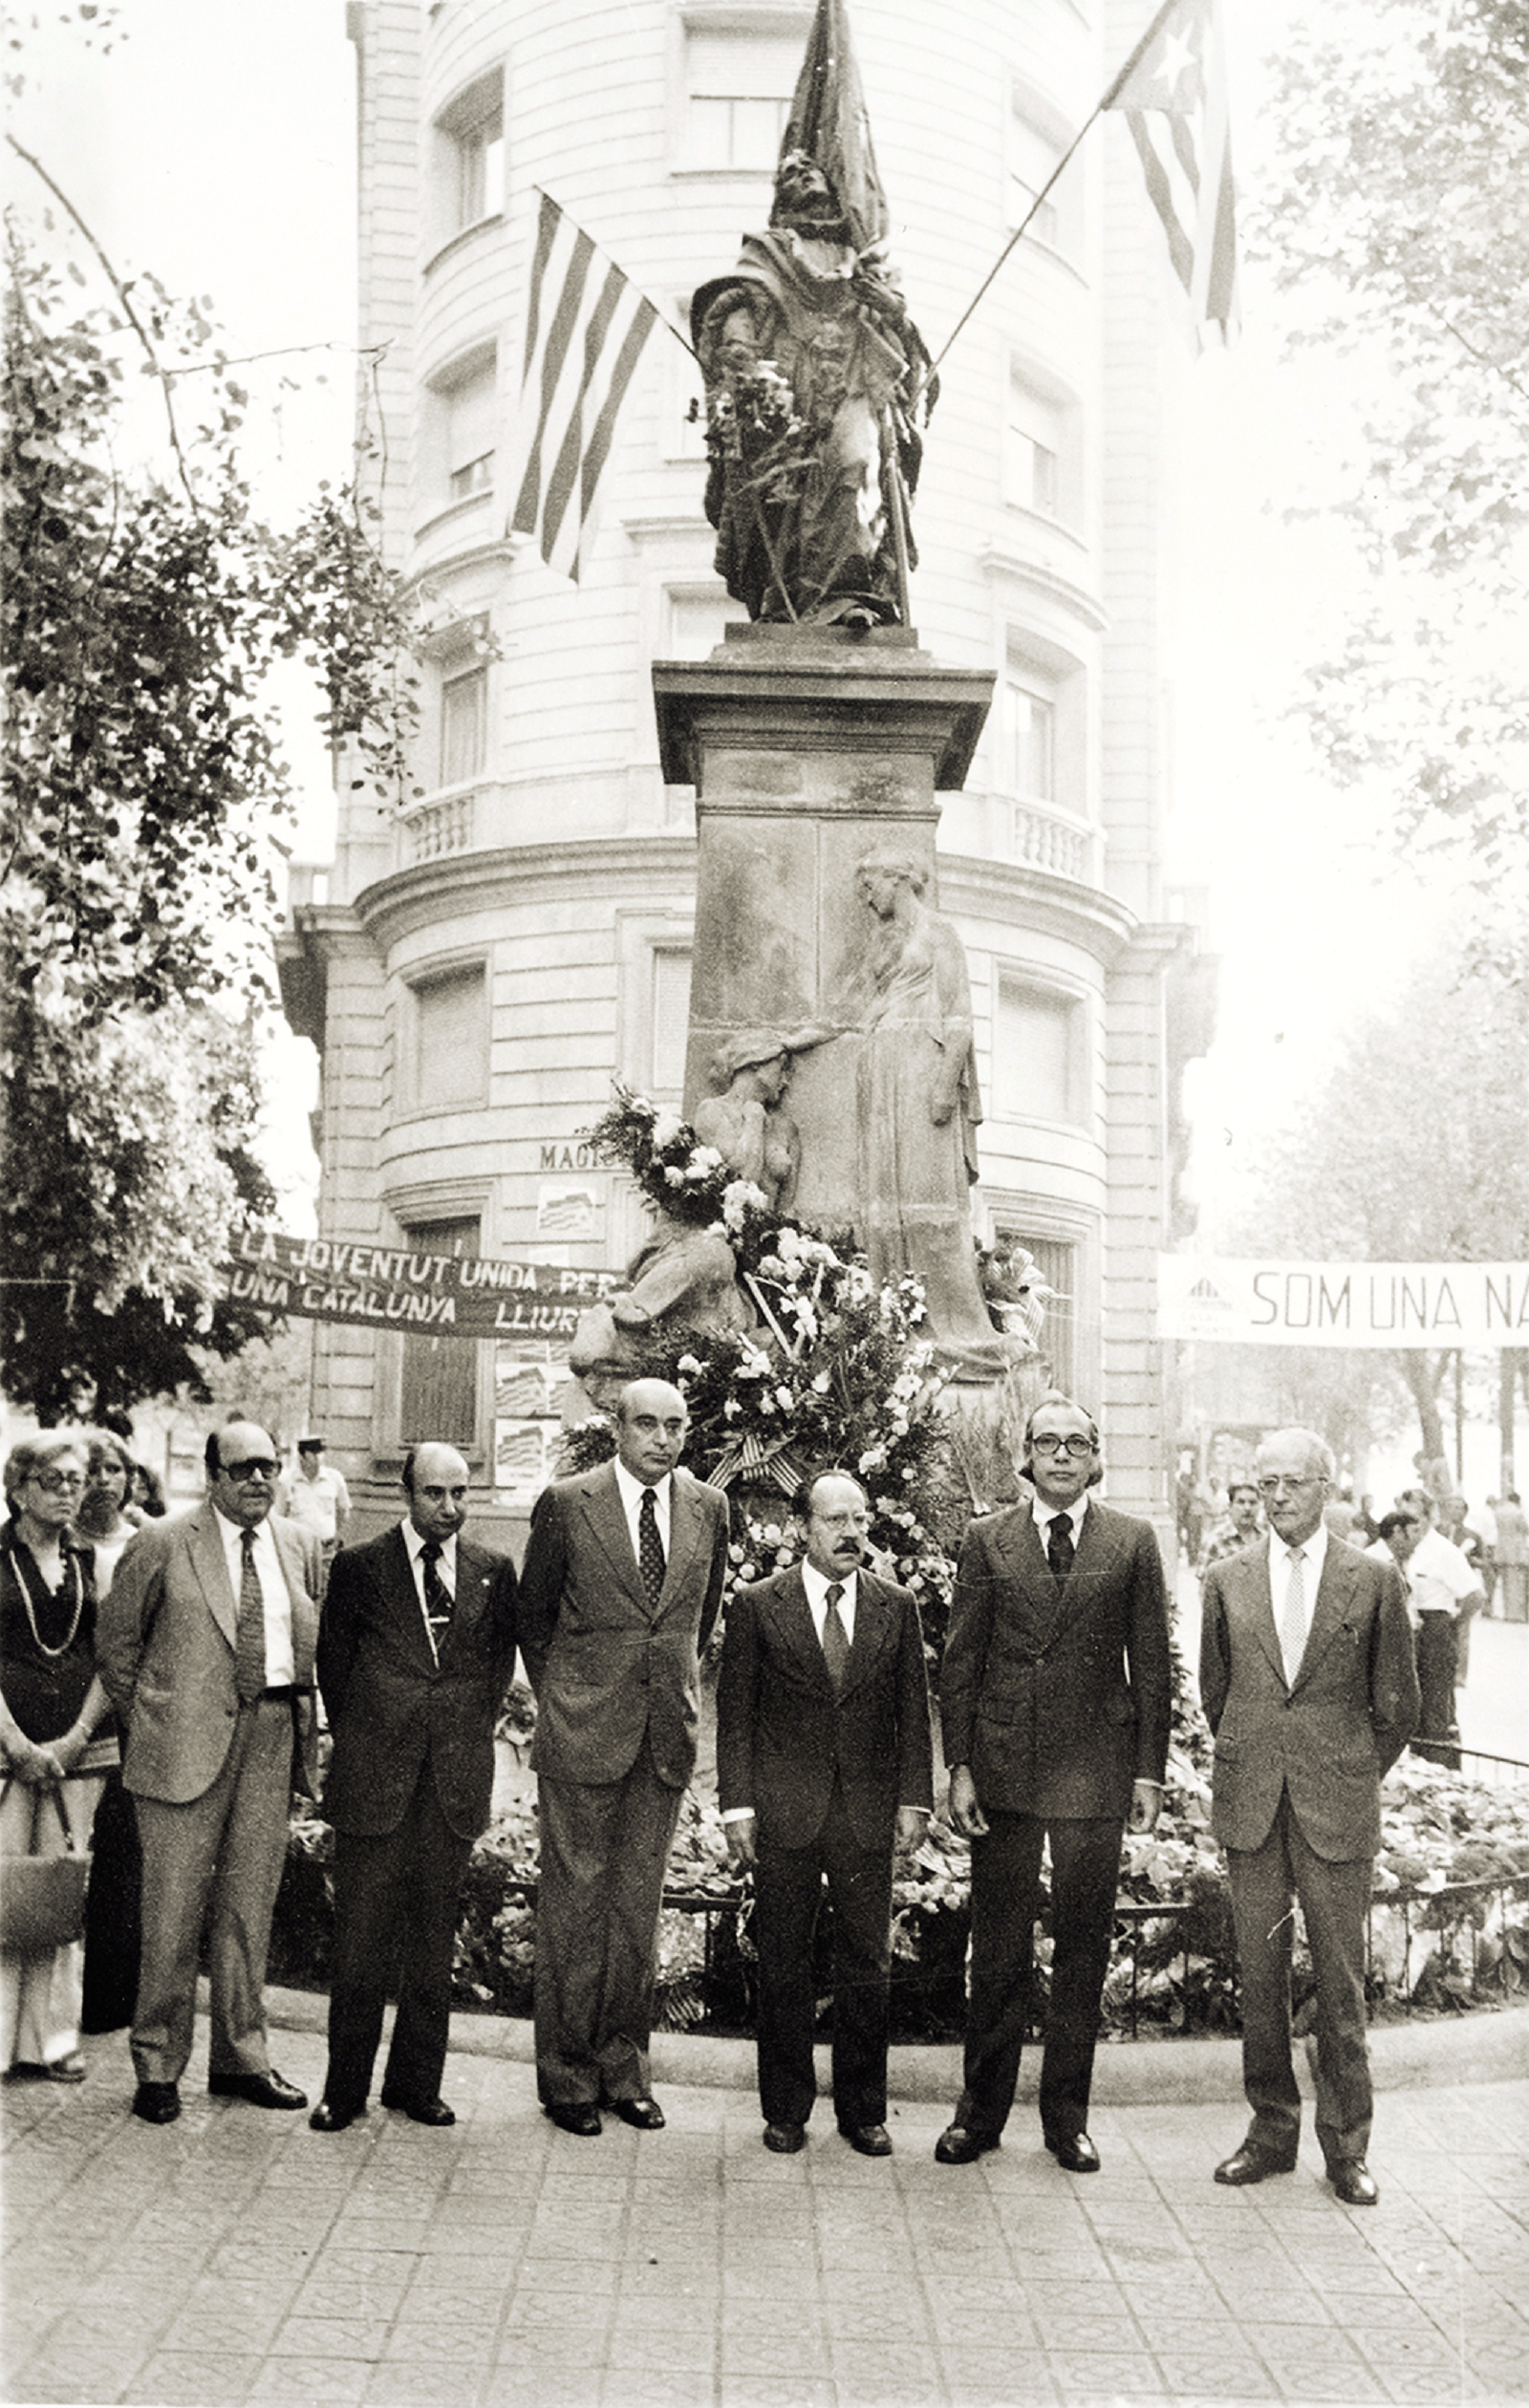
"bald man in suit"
98,1419,322,2125
1200,1426,1418,2206
518,1379,729,2135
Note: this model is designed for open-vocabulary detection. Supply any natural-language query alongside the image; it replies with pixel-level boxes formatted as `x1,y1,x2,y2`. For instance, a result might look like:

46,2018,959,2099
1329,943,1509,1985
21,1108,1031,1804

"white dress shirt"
801,1558,858,1644
1035,1494,1089,1557
401,1520,458,1656
1269,1521,1328,1686
211,1505,295,1686
612,1458,673,1564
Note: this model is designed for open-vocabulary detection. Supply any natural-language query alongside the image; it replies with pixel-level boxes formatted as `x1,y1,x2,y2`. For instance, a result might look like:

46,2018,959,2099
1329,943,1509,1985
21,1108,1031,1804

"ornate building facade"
281,0,1214,1538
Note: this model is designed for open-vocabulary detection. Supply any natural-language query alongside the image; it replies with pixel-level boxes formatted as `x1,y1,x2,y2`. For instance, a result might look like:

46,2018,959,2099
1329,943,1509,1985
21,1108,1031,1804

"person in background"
98,1420,322,2125
1,1437,112,2084
1201,1481,1262,1573
1468,1495,1498,1614
1202,1429,1418,2207
126,1461,167,1519
1495,1491,1528,1623
1323,1482,1359,1543
277,1437,352,1573
1388,1490,1483,1763
73,1433,145,2037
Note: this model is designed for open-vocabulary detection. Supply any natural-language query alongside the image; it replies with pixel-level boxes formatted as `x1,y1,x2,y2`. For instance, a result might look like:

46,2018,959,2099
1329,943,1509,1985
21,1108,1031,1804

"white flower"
652,1110,683,1150
663,1165,685,1187
859,1446,888,1473
761,1524,782,1547
775,1385,795,1412
811,1370,831,1394
678,1354,703,1376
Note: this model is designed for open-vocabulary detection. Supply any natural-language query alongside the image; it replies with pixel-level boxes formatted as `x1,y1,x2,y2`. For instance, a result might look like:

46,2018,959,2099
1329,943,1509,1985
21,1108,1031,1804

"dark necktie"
420,1537,453,1654
821,1580,850,1696
638,1487,665,1612
1046,1514,1075,1588
235,1530,267,1703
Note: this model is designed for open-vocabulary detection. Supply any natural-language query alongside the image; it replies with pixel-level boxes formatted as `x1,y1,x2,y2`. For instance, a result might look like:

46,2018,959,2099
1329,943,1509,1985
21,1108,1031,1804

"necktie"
638,1487,665,1612
821,1580,850,1695
1280,1547,1307,1687
420,1537,453,1655
235,1530,267,1703
1046,1514,1075,1587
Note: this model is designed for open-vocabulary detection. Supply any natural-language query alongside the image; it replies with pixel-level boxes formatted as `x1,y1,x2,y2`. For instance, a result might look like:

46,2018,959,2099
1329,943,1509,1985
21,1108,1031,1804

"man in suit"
98,1419,322,2125
717,1470,933,2155
1201,1427,1419,2207
309,1443,518,2132
935,1391,1172,2174
519,1377,729,2134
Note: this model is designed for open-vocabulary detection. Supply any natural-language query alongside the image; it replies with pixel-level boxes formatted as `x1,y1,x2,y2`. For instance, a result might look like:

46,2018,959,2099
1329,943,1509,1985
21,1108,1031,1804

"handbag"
0,1778,91,1953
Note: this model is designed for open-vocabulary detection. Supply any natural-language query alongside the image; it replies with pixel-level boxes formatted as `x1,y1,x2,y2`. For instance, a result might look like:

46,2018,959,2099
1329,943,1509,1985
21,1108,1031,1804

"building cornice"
978,544,1110,634
937,853,1138,967
354,834,700,949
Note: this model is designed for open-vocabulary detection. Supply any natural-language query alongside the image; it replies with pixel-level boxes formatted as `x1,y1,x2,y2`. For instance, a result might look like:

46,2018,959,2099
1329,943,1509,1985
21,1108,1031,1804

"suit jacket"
316,1525,519,1842
97,1502,322,1805
716,1565,934,1853
518,1460,729,1791
939,1496,1172,1820
1199,1535,1419,1860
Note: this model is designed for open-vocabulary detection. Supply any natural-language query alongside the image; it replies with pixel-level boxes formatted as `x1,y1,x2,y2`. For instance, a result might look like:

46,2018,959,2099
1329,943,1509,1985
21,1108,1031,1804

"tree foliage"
2,219,422,1418
1260,0,1529,896
1227,947,1529,1460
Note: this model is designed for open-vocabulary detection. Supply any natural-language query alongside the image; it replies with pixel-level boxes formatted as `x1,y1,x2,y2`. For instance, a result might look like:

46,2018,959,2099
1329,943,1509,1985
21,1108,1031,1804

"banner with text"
1158,1258,1529,1349
224,1229,622,1344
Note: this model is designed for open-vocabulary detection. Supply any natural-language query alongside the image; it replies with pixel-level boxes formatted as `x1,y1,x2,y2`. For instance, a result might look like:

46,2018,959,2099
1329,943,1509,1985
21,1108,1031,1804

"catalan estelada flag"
1107,0,1238,348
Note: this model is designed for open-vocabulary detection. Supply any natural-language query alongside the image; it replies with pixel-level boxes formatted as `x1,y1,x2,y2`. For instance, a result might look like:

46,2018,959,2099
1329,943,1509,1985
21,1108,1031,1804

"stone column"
654,624,993,1236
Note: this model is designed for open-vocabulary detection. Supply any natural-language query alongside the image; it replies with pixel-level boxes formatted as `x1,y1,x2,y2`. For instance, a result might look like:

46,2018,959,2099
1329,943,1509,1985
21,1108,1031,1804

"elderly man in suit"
718,1470,933,2155
519,1377,729,2134
98,1419,322,2125
1201,1426,1419,2206
936,1392,1172,2173
309,1443,518,2132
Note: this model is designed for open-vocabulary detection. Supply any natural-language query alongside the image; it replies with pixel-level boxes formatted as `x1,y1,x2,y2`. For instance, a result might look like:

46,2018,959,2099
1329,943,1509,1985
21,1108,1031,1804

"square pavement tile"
1151,2347,1281,2396
362,2362,491,2405
382,2318,499,2363
1042,2347,1164,2395
124,2349,263,2403
598,2373,719,2408
249,2363,376,2405
275,2312,394,2360
709,2380,834,2408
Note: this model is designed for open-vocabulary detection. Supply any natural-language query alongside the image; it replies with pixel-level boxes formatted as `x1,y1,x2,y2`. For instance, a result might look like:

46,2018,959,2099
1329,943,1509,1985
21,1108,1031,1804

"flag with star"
1107,0,1238,348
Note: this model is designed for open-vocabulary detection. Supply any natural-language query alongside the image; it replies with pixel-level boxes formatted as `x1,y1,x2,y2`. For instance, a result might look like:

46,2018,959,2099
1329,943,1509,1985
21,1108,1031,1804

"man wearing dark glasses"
936,1392,1172,2174
99,1419,323,2125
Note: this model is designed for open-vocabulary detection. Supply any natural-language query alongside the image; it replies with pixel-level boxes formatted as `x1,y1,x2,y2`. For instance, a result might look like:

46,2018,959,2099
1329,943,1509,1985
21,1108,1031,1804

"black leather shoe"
132,2080,181,2124
379,2091,455,2126
764,2120,807,2153
838,2122,893,2157
1045,2131,1101,2174
309,2099,366,2132
1215,2142,1298,2186
609,2096,664,2131
210,2068,307,2110
544,2101,601,2137
1328,2159,1379,2207
934,2123,1000,2165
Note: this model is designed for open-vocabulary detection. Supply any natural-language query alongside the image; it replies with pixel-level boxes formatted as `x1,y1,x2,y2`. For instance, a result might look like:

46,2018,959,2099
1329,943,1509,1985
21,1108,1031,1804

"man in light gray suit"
518,1379,728,2135
1200,1426,1419,2206
98,1419,322,2125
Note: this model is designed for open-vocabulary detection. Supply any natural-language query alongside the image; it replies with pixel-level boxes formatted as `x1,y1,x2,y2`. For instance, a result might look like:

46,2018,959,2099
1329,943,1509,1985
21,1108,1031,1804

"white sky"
3,0,1479,1238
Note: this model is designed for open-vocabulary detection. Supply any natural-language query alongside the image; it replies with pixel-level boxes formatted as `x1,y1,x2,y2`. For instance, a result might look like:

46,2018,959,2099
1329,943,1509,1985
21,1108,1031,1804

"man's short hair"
298,1437,324,1453
793,1468,871,1520
1376,1509,1415,1540
1228,1481,1260,1506
399,1450,417,1495
1397,1487,1434,1518
1256,1428,1336,1484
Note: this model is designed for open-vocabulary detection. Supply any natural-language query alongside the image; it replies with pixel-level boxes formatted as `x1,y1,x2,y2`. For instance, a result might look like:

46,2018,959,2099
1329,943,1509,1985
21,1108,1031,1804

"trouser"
752,1779,894,2130
533,1745,682,2106
0,1774,100,2070
1226,1789,1373,2166
956,1811,1123,2143
1413,1613,1459,1767
130,1694,294,2086
323,1769,471,2113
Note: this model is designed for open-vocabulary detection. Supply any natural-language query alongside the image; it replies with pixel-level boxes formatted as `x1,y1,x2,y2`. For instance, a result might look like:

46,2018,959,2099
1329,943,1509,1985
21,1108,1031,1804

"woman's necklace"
10,1537,85,1660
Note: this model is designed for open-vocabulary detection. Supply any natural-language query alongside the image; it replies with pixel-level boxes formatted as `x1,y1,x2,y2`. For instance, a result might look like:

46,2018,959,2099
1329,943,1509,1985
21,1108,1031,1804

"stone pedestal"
653,625,994,1235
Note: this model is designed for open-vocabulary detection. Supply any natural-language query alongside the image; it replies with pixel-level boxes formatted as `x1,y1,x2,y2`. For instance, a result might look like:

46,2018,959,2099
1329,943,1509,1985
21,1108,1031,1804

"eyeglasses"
1258,1475,1323,1498
223,1458,278,1484
27,1469,85,1494
1031,1433,1095,1460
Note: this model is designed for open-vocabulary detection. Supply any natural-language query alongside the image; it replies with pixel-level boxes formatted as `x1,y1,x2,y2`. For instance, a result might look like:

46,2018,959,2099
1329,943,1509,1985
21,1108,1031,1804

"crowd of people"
1,1392,1453,2210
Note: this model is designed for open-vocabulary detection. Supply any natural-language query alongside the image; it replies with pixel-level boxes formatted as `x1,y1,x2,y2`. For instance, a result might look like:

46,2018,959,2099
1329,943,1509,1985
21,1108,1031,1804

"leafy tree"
1227,948,1529,1467
1260,0,1529,905
1,215,421,1419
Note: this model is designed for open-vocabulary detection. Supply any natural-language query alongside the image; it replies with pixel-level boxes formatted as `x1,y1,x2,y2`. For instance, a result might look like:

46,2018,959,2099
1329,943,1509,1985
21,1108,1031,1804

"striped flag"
1107,0,1238,349
511,192,658,581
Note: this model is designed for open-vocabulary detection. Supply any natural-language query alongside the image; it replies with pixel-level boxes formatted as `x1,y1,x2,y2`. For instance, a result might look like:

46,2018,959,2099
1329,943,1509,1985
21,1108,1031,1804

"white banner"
1158,1258,1529,1349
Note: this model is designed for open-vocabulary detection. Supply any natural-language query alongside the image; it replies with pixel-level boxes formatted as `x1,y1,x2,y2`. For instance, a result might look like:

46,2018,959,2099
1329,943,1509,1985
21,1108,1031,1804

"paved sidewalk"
4,2024,1527,2408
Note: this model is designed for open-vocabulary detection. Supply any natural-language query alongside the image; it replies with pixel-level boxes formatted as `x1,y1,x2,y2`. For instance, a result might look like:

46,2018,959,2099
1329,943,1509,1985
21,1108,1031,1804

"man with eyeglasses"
98,1419,323,2125
935,1393,1172,2175
1200,1429,1418,2206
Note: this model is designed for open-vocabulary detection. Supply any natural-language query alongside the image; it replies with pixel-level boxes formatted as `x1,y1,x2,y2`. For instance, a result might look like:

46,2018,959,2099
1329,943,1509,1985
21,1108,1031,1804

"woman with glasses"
1,1436,112,2082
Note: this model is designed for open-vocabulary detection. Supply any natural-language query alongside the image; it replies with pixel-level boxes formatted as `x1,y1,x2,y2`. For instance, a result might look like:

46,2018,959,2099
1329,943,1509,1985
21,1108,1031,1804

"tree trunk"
1399,1349,1447,1484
